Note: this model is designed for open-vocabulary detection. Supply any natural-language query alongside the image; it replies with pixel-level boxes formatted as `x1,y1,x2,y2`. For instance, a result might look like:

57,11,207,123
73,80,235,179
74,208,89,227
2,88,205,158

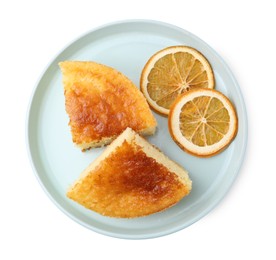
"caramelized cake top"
60,61,157,148
67,138,191,218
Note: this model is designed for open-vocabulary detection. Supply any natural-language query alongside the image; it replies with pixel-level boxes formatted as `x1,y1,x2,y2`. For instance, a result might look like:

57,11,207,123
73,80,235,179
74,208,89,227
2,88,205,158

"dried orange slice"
168,88,238,157
140,46,215,116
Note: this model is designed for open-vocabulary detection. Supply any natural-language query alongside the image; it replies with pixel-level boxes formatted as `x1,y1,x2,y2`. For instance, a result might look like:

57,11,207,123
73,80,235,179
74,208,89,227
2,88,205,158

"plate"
27,20,247,239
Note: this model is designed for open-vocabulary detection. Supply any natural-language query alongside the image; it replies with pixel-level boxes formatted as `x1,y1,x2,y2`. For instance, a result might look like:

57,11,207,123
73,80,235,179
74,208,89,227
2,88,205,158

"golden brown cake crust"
67,140,190,218
59,61,157,149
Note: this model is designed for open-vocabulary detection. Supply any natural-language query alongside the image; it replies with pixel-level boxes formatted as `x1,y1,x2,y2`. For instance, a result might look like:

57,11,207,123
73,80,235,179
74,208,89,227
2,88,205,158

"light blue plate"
26,20,247,239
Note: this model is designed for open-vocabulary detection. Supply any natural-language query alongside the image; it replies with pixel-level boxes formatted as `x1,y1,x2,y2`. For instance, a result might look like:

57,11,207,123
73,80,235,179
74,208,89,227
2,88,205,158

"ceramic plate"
27,20,247,239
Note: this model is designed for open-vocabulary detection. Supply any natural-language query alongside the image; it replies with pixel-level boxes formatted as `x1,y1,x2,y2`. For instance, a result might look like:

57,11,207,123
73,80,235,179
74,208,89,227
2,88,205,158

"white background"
1,0,275,259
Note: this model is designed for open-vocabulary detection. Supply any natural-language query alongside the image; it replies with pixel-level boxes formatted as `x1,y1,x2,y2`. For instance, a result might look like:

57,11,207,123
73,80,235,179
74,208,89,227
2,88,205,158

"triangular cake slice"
67,128,192,218
59,61,157,151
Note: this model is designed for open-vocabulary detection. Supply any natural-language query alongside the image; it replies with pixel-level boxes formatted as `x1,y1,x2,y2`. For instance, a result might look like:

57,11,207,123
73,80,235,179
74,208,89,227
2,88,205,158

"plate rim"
26,19,248,239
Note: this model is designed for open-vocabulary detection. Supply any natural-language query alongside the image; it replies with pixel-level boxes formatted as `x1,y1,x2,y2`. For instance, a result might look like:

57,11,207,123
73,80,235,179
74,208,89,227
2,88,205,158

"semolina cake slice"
59,61,157,151
67,128,192,218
